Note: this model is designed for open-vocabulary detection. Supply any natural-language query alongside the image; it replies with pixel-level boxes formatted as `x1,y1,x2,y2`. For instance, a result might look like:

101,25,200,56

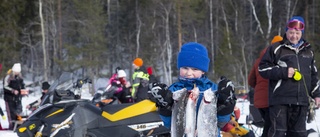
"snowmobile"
91,83,133,107
91,86,122,107
16,72,170,137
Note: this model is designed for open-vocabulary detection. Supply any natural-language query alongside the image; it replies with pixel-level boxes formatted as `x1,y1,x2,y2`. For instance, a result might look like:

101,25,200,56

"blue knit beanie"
177,42,210,72
286,16,305,34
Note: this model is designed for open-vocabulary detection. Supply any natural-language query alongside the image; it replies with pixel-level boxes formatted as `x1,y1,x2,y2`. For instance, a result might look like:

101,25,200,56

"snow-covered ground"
1,84,320,136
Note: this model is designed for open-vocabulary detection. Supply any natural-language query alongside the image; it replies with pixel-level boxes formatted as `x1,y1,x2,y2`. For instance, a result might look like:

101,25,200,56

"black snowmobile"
16,72,170,137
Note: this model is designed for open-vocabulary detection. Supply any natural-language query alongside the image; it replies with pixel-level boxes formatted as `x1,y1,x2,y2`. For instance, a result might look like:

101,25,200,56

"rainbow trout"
171,88,188,137
197,89,218,137
185,86,199,137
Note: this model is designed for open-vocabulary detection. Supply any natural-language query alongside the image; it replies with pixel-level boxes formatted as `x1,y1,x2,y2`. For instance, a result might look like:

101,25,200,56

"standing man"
3,63,25,129
259,16,320,137
131,58,149,102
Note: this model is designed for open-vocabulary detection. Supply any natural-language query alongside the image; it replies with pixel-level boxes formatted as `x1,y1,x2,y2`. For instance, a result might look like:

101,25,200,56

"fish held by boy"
185,85,199,137
197,89,218,137
171,88,188,137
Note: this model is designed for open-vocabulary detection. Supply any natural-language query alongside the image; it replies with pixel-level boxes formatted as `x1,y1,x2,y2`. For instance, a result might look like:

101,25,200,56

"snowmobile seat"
100,99,161,123
101,102,134,113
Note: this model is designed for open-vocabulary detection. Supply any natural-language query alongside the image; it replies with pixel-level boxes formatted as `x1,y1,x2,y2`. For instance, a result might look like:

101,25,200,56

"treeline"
1,0,320,91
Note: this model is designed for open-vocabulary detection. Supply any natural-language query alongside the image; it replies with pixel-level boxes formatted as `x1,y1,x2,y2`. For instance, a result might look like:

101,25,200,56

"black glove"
217,76,235,104
148,82,173,108
217,76,236,115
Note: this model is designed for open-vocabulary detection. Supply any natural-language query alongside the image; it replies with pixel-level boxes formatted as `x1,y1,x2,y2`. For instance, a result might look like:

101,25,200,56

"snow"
1,83,320,136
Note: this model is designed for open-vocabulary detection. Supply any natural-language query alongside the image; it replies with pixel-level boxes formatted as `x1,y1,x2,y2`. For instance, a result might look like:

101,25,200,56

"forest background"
1,0,320,93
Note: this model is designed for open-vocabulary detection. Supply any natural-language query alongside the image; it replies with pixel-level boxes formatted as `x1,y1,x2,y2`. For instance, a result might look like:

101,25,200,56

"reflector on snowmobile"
46,109,64,118
19,127,27,132
101,99,157,122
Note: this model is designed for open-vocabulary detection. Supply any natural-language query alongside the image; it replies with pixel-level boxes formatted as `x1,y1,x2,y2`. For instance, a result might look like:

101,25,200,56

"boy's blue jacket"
160,76,230,133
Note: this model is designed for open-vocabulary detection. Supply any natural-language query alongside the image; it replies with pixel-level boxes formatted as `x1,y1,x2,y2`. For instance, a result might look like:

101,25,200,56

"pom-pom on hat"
271,35,283,44
177,42,210,72
12,63,21,73
286,16,305,34
133,58,143,67
42,82,50,90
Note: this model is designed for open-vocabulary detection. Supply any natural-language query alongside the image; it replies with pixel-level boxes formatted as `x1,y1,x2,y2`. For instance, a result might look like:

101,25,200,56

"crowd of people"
1,63,42,130
1,15,320,137
148,42,254,137
0,58,159,130
147,15,320,137
101,57,159,104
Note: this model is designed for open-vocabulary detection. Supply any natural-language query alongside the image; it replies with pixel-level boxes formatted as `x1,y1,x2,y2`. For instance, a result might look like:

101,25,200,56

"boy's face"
179,67,204,79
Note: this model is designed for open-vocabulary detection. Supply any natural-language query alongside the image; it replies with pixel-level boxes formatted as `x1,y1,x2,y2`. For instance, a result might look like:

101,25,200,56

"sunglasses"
287,20,304,31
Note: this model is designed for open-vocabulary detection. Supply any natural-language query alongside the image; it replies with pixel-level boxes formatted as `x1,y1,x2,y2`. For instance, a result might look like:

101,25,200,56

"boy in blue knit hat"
149,42,235,137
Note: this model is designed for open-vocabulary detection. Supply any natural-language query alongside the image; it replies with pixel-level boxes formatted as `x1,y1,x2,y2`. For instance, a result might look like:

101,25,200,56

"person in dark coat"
3,63,25,129
26,81,50,110
259,16,320,137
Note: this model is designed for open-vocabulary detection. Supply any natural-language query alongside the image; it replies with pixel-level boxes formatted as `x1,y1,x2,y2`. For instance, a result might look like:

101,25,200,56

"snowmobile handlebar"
74,78,91,89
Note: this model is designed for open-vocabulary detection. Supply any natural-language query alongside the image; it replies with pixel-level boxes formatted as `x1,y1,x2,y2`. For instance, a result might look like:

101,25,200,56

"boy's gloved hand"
2,115,6,120
148,83,173,108
217,76,235,104
148,83,174,117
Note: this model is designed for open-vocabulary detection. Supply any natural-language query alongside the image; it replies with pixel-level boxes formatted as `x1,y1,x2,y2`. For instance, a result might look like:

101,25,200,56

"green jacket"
131,68,149,101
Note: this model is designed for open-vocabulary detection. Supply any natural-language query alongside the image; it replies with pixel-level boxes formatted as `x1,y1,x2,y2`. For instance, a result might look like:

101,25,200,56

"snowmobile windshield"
40,71,85,106
48,72,78,92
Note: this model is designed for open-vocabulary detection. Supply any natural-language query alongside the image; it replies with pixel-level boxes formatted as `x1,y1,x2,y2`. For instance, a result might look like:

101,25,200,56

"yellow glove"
293,69,302,81
2,115,6,120
229,125,249,136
